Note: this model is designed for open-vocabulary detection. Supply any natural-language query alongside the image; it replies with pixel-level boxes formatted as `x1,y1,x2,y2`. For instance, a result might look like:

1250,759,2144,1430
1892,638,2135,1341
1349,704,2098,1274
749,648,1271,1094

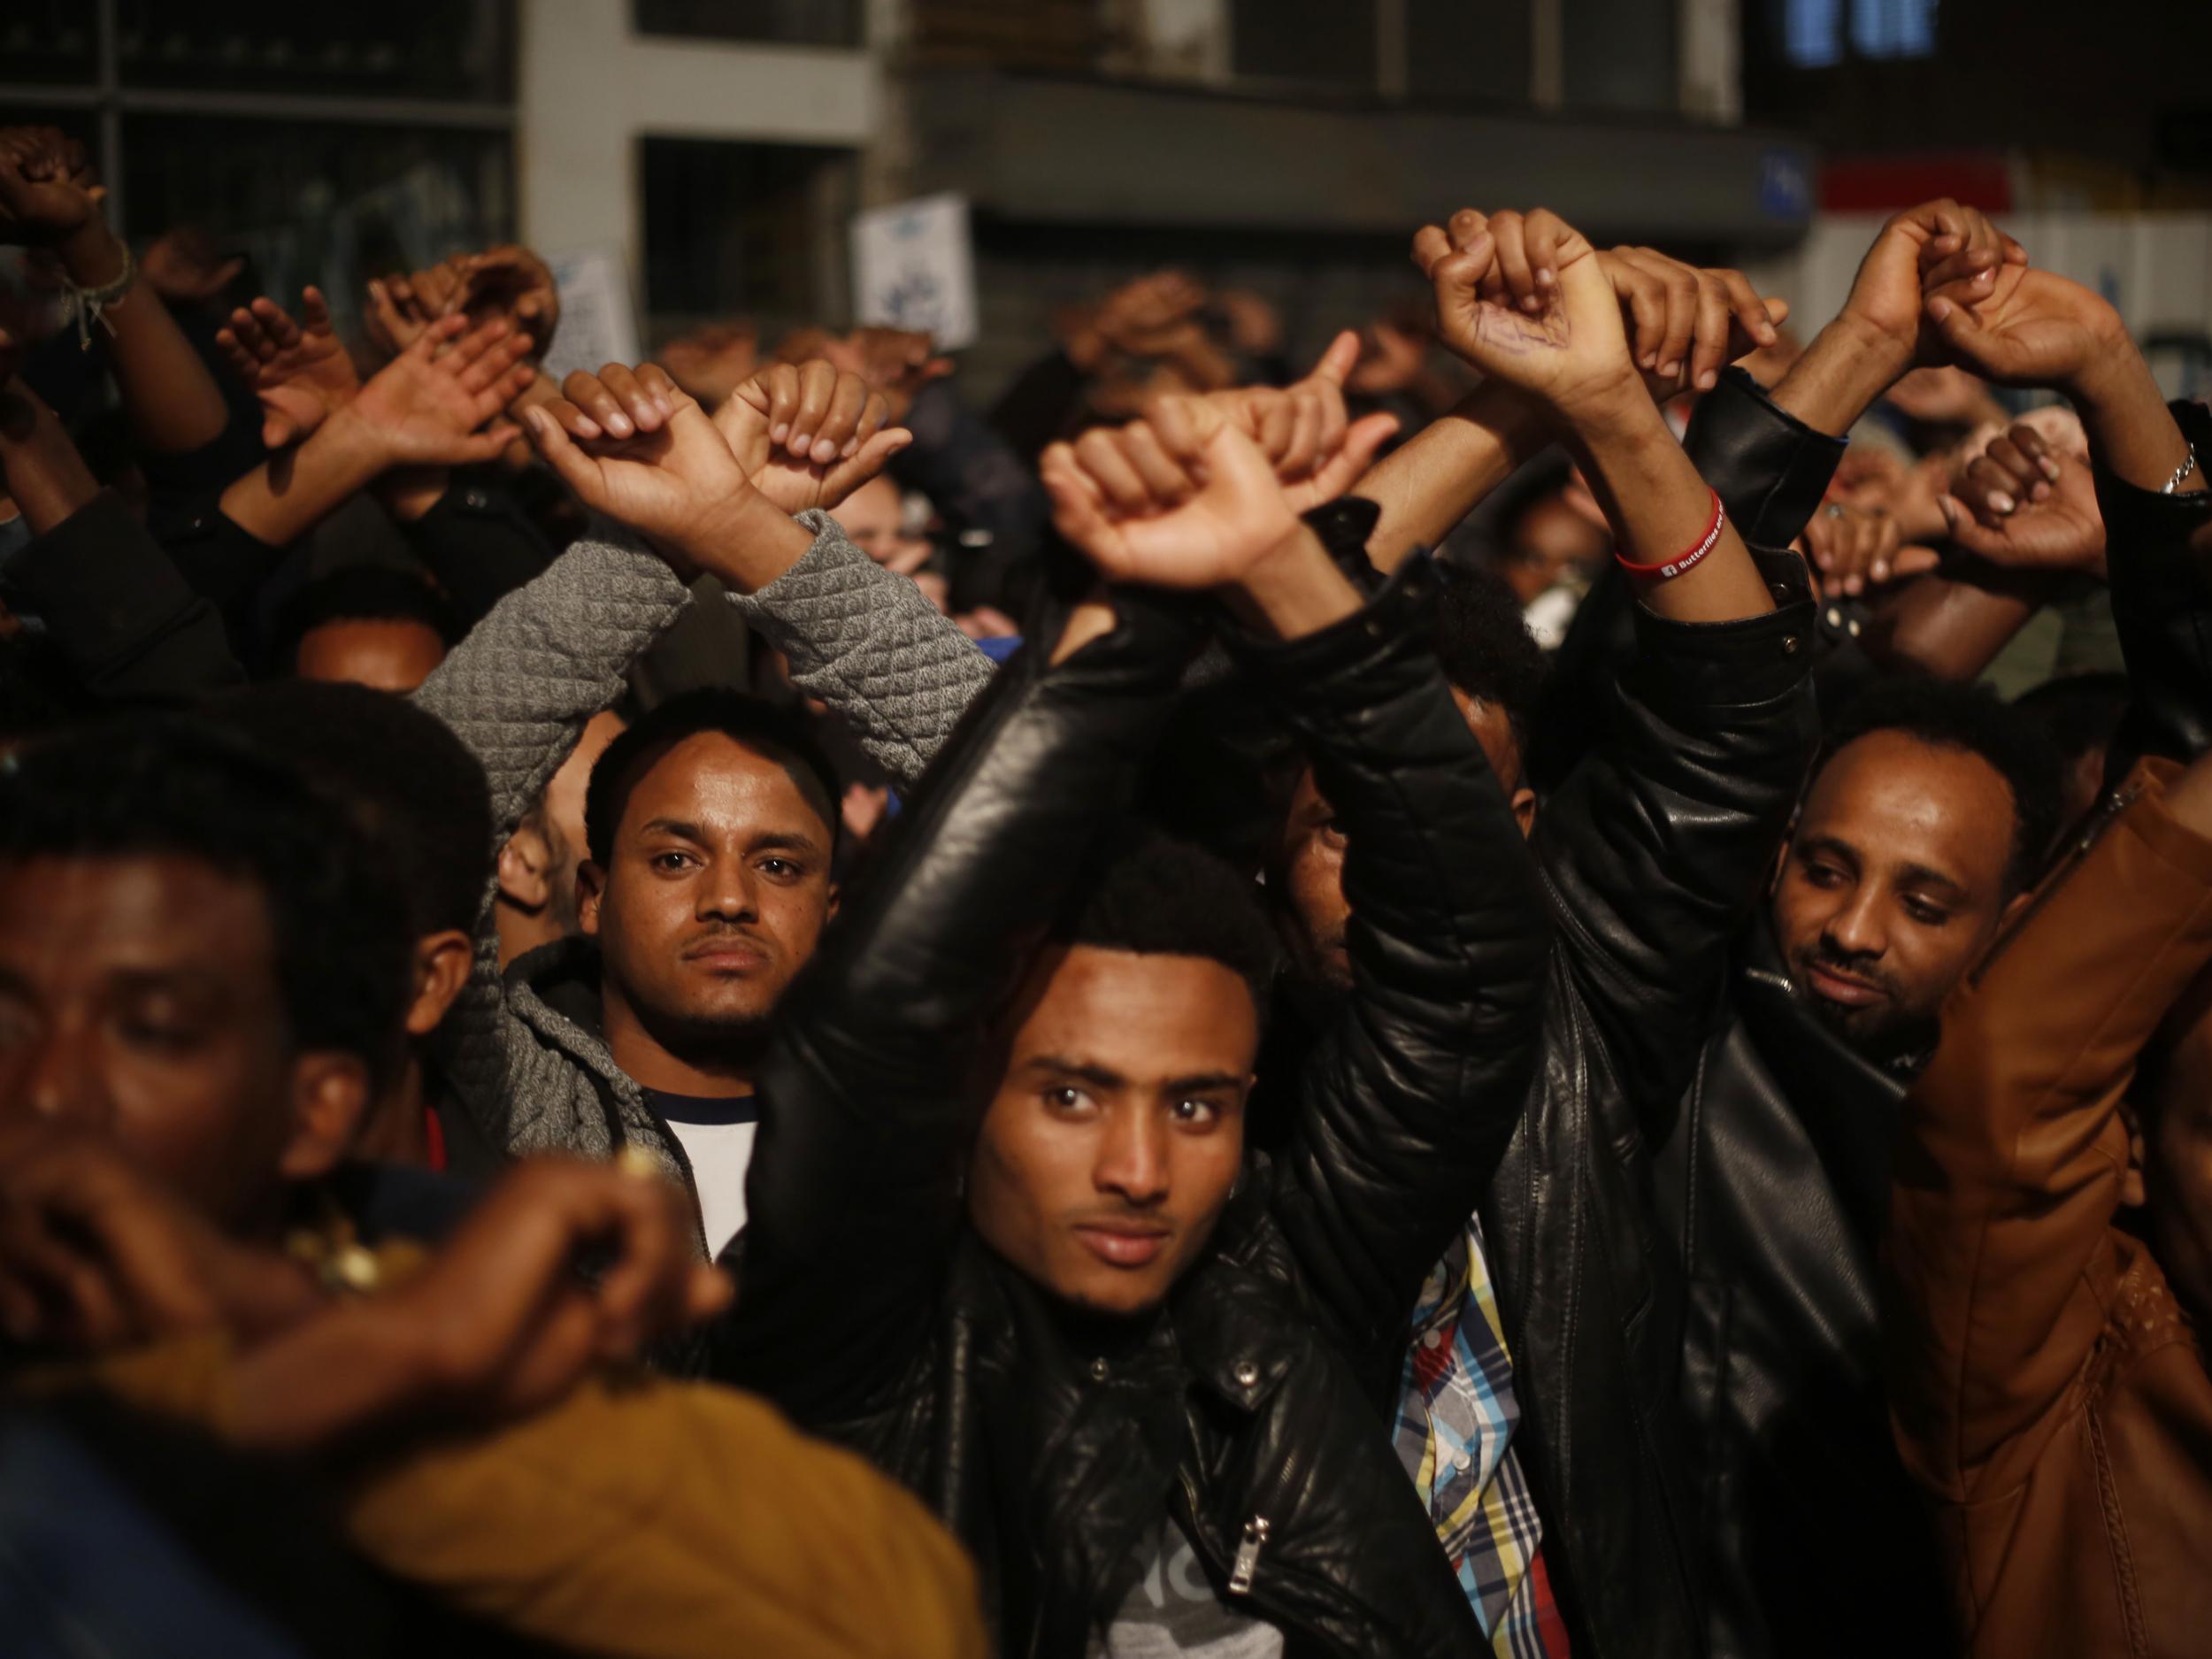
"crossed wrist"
56,219,127,288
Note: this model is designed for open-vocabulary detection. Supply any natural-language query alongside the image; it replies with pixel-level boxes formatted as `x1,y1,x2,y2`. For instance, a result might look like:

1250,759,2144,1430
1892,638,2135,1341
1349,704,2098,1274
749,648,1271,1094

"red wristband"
1614,488,1724,580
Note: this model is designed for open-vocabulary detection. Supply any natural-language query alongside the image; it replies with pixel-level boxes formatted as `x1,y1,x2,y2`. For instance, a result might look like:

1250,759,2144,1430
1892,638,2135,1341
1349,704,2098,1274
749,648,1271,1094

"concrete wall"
516,0,881,287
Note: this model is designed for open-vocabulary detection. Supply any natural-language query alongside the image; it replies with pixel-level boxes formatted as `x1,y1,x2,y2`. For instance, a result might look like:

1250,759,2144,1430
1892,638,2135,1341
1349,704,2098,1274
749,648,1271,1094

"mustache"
1064,1208,1171,1234
681,924,773,952
1797,938,1903,998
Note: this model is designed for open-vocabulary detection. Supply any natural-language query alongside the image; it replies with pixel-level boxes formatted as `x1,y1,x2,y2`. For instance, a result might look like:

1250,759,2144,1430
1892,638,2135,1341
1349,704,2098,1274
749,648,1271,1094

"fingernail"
606,411,633,437
1659,360,1680,379
575,416,602,439
2039,457,2062,480
523,407,546,434
1989,490,2015,514
1871,561,1889,581
1521,296,1541,312
1537,267,1555,287
1696,370,1717,390
771,423,789,443
2031,481,2051,502
1640,354,1656,369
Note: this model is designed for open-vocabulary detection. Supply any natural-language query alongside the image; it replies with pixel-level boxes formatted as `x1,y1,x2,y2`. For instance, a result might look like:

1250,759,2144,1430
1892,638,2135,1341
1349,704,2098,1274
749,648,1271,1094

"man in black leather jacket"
712,397,1552,1657
1648,224,2212,1659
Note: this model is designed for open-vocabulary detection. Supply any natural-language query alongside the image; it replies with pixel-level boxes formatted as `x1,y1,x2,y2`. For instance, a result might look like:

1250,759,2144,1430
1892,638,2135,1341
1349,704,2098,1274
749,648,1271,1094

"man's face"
1276,692,1532,990
581,733,835,1048
294,618,449,695
0,856,318,1231
1772,731,2021,1060
967,946,1257,1317
833,476,933,575
1499,495,1609,606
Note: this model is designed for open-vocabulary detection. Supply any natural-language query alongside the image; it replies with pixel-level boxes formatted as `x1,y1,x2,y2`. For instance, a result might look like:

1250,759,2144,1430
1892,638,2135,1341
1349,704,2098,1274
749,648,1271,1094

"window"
632,0,860,49
1782,0,1934,68
1849,0,1936,58
1230,0,1379,91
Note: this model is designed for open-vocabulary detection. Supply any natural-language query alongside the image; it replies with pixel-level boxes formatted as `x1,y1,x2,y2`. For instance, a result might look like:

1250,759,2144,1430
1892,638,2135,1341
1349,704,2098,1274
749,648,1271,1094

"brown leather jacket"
1884,758,2212,1658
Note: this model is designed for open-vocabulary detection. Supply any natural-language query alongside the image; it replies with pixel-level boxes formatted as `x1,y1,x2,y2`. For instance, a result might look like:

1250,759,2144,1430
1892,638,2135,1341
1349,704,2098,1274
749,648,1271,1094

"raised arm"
1045,393,1554,1349
1886,752,2212,1505
716,585,1196,1412
1919,252,2212,764
1414,205,1821,1094
0,127,228,456
0,354,243,704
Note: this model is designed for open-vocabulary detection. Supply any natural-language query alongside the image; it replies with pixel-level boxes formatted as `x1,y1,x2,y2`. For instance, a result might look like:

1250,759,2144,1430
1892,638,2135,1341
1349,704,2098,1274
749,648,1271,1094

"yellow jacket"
35,1337,987,1659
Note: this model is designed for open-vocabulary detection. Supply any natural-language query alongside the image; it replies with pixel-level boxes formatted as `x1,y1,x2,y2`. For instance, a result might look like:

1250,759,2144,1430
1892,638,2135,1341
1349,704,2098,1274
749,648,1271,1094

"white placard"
541,246,641,382
850,193,979,351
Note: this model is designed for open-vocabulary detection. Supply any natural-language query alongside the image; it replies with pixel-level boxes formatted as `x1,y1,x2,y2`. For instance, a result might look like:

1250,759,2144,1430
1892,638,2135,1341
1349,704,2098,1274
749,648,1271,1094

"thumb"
1939,493,2002,557
524,405,602,503
262,412,296,449
1310,329,1362,388
819,427,912,507
1322,411,1400,488
1923,295,1985,361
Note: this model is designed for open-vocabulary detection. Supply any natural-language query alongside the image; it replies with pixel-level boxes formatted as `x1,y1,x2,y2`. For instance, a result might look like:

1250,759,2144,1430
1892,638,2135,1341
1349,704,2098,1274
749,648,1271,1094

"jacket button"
1089,1357,1109,1381
1233,1360,1259,1387
1783,635,1801,653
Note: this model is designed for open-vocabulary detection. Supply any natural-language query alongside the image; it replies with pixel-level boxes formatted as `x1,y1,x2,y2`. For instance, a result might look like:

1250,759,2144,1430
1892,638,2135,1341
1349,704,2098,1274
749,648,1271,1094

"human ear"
576,860,608,936
496,823,551,910
278,1052,373,1182
404,930,475,1037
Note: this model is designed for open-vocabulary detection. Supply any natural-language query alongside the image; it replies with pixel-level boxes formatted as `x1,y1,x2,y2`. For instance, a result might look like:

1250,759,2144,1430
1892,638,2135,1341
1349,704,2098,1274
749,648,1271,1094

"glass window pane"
115,0,514,103
1230,0,1379,89
632,0,861,49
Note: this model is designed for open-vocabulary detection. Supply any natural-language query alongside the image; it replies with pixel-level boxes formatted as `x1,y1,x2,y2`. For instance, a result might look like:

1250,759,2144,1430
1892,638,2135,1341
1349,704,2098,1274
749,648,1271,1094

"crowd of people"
1,119,2208,1659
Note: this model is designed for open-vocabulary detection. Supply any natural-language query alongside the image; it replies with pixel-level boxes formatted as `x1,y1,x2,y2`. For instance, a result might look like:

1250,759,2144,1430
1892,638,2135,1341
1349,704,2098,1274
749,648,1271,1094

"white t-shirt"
642,1090,759,1258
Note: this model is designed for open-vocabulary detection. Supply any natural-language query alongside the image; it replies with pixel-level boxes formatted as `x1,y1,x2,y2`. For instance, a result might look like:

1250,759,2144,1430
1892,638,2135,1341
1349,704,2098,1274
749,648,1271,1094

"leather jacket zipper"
1228,1517,1271,1595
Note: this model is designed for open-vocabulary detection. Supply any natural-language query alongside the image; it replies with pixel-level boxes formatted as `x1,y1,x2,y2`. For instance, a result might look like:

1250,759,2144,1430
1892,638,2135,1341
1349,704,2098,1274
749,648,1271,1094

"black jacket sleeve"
3,490,244,704
2101,397,2212,768
1535,557,1820,1118
1686,367,1849,551
402,476,555,632
1248,548,1554,1354
715,590,1201,1412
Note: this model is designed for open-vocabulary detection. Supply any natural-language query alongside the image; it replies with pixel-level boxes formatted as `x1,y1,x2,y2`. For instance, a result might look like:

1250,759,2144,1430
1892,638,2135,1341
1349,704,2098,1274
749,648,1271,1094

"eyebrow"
634,822,823,858
750,831,825,858
1896,862,1967,899
638,817,705,844
1021,1056,1244,1095
1798,834,1862,867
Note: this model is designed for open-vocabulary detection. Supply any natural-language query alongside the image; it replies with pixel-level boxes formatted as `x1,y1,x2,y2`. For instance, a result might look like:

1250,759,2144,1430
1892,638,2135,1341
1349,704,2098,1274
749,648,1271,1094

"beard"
1787,938,1938,1067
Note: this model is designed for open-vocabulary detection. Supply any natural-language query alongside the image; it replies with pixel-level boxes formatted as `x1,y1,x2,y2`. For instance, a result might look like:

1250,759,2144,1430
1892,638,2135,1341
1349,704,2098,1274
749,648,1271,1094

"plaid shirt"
1392,1211,1570,1659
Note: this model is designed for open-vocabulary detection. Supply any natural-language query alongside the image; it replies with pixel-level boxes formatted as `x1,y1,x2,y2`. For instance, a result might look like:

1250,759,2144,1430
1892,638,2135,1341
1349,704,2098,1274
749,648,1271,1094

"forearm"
0,380,98,533
217,407,388,547
725,511,996,791
1565,390,1773,622
1857,563,2056,682
1769,312,1912,439
225,1298,439,1455
6,490,245,703
1356,381,1548,572
2070,332,2201,496
55,220,229,456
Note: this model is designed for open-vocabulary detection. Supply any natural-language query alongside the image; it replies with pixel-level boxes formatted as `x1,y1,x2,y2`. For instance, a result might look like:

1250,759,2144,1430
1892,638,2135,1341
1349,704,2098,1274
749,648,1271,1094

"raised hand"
0,126,102,248
364,270,434,357
342,313,535,468
1208,330,1399,512
1042,394,1303,590
1835,197,2024,375
712,358,911,514
444,243,561,350
1597,246,1786,396
1939,420,2106,578
820,326,953,423
1800,501,1940,598
526,360,764,562
1922,263,2131,395
661,320,760,408
141,226,244,306
216,287,360,448
1090,270,1209,358
1413,207,1640,426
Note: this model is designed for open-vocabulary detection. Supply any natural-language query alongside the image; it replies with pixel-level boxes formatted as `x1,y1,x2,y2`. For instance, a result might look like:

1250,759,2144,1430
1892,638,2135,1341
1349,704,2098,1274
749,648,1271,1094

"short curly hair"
215,679,494,940
1430,563,1549,759
1817,674,2064,897
0,718,414,1089
1052,823,1278,1021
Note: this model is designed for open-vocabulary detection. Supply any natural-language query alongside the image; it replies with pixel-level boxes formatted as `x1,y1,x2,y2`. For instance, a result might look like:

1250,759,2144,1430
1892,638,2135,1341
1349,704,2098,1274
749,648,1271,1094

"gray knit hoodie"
410,510,995,1188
